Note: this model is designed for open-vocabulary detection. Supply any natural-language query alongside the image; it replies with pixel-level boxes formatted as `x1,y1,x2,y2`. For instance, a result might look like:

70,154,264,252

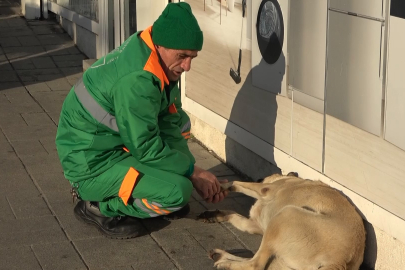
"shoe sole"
74,206,141,240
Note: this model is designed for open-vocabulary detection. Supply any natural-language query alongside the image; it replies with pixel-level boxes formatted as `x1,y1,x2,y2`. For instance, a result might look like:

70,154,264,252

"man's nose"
181,58,192,72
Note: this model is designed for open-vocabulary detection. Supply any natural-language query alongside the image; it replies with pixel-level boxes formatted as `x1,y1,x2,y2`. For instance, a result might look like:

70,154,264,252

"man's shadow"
224,53,285,182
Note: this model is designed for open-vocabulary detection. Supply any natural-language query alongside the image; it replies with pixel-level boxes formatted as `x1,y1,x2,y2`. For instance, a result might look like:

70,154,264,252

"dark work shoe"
162,203,191,221
74,200,144,239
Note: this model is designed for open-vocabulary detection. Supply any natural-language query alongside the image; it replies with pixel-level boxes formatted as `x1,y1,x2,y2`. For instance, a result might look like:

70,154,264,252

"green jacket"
56,26,195,182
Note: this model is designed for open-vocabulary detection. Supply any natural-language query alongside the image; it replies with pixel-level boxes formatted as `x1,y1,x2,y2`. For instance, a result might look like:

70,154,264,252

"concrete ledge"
82,59,97,71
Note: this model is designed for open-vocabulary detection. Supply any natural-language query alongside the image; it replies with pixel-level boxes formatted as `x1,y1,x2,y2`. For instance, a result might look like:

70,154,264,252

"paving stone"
21,112,55,127
31,56,56,69
0,62,12,70
0,195,17,221
22,154,63,175
0,70,19,82
0,36,21,47
45,44,82,56
17,35,40,46
52,54,87,62
0,112,27,128
37,34,74,45
0,81,23,91
55,59,85,68
0,26,34,37
4,86,35,103
195,158,235,177
74,235,171,269
0,151,27,176
32,241,87,270
31,90,69,112
176,256,215,270
30,24,65,35
60,67,82,85
29,171,71,200
0,140,12,153
39,137,58,154
222,222,262,253
0,215,67,248
132,261,178,270
7,192,52,219
0,100,43,114
200,197,250,217
11,58,36,70
0,170,39,197
46,77,72,91
0,246,42,269
6,17,26,27
151,229,207,260
47,111,60,125
58,214,105,241
27,20,57,26
3,124,57,142
16,68,62,82
24,81,52,93
4,45,45,60
11,139,48,156
187,223,245,252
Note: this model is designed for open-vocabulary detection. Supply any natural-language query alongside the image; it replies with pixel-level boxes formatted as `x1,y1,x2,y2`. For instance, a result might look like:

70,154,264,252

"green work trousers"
73,156,193,218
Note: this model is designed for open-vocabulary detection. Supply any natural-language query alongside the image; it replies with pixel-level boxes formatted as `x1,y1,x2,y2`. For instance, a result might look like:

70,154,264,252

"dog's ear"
287,172,299,177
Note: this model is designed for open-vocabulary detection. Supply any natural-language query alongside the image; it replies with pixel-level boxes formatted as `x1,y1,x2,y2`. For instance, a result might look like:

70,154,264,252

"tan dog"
197,172,366,270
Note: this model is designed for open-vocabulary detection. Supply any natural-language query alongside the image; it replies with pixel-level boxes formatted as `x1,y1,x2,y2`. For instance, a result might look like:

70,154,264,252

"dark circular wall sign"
256,0,284,64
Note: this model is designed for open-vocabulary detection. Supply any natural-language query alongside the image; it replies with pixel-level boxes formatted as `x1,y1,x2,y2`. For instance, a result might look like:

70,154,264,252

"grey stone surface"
187,223,245,252
0,216,67,248
0,36,21,47
17,35,40,46
74,235,172,269
4,45,45,60
0,246,42,270
45,77,72,90
176,256,216,270
32,242,87,270
24,81,52,93
31,56,56,69
20,112,55,126
151,229,208,260
0,70,19,82
6,192,52,219
31,90,69,112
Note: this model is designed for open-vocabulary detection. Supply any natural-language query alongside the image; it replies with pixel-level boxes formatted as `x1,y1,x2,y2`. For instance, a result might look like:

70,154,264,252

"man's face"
156,46,198,81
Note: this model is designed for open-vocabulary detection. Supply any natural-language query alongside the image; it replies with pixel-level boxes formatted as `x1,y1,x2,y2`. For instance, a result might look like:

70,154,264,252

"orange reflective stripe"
184,135,191,139
142,199,163,215
118,167,139,206
182,131,190,136
123,147,129,152
140,26,169,91
150,203,171,214
168,103,178,114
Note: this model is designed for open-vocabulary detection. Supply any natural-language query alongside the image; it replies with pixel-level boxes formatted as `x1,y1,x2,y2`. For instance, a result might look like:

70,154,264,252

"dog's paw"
196,210,224,223
209,249,225,262
287,171,299,177
220,181,234,192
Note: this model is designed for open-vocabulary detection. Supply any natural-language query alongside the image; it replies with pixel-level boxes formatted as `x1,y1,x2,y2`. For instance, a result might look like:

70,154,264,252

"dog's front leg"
197,210,263,235
221,181,273,200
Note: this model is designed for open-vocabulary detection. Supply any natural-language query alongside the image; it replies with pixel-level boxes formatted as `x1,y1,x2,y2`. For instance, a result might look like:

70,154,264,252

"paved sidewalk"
0,1,261,269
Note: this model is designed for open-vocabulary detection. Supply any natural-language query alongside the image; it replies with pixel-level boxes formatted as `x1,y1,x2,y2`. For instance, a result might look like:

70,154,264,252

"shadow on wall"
224,53,285,181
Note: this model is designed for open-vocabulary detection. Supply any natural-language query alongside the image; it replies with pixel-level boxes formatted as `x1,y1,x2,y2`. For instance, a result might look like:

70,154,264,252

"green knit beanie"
152,2,203,51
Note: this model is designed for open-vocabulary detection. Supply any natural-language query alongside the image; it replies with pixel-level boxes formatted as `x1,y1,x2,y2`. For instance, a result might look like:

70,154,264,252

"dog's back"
257,176,366,269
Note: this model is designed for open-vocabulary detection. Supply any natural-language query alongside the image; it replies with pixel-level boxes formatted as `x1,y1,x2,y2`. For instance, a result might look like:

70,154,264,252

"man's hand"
189,165,228,203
